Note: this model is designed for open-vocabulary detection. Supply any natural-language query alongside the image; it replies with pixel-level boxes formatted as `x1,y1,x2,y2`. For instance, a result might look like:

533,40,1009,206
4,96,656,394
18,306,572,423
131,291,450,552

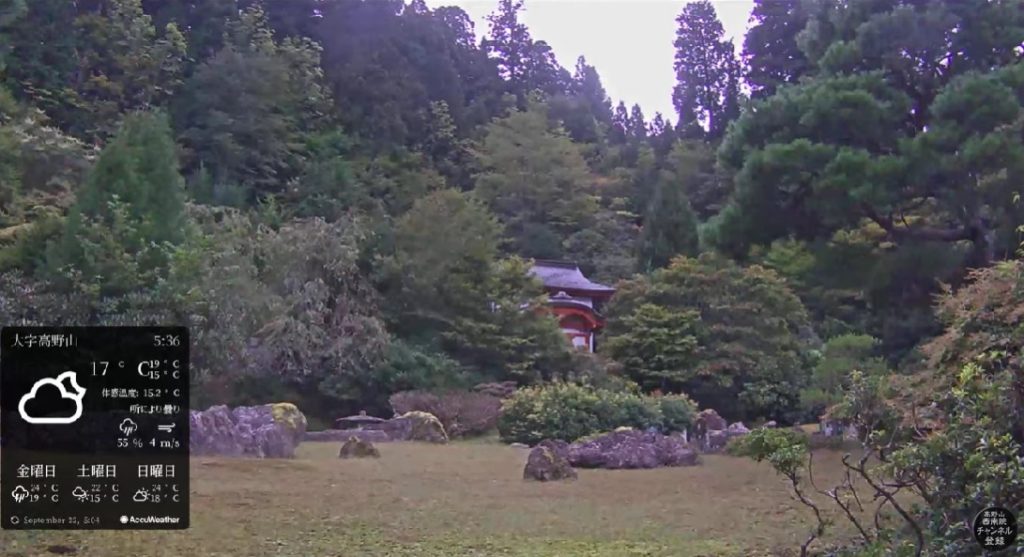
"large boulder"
703,430,731,453
696,409,728,432
190,403,307,458
524,445,577,481
365,411,448,443
338,436,380,459
567,430,699,469
536,439,570,461
727,422,750,435
190,405,245,456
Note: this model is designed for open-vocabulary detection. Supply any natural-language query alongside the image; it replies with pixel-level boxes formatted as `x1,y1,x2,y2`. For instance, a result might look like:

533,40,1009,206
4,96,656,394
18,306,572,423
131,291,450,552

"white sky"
423,0,755,122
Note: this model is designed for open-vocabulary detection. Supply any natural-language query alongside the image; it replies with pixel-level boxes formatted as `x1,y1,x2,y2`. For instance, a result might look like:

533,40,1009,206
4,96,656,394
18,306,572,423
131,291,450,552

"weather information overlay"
0,326,189,530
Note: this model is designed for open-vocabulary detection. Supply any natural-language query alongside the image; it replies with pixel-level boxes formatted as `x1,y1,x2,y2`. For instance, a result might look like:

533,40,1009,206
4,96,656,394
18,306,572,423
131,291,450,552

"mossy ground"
1,440,881,556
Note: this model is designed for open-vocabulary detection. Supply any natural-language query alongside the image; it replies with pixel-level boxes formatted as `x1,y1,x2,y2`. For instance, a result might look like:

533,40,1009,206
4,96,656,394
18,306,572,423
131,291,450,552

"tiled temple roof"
528,260,615,295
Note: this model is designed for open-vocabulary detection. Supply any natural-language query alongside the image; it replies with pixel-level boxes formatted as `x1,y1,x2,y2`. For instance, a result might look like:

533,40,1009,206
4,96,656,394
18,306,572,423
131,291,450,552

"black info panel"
1,327,189,529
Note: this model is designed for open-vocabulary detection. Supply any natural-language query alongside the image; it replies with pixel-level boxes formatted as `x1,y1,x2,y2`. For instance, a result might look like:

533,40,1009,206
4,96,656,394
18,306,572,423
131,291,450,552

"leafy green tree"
443,256,574,384
604,253,813,422
603,303,701,392
68,0,186,140
380,188,571,383
175,6,331,205
667,139,722,221
251,216,390,414
637,172,699,272
143,0,238,62
563,201,638,285
672,0,741,139
381,188,503,337
0,91,93,237
45,110,186,296
799,333,886,421
473,100,599,258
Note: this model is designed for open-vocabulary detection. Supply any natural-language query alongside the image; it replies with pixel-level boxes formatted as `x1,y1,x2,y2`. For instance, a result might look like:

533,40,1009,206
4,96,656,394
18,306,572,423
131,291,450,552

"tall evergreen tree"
484,0,532,107
742,0,814,100
628,104,647,141
648,112,678,158
672,0,741,140
484,0,568,108
610,100,629,144
45,110,186,295
572,55,613,125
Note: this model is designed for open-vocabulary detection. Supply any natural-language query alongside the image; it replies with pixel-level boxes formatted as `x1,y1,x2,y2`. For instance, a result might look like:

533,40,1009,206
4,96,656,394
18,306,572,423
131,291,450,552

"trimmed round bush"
497,382,699,445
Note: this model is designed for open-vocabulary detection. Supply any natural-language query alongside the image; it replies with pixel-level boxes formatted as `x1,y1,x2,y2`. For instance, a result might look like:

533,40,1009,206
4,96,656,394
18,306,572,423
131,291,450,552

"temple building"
528,260,616,352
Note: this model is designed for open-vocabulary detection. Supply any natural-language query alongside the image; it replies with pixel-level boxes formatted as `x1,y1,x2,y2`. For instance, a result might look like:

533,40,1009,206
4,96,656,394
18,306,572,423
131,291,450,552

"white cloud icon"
18,371,87,425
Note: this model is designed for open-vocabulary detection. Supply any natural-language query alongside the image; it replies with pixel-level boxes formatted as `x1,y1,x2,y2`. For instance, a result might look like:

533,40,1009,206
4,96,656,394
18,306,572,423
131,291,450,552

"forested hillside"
2,0,1024,435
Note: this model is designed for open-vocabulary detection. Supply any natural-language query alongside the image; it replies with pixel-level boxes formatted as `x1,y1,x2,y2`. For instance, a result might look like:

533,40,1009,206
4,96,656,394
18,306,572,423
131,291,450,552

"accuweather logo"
18,371,87,425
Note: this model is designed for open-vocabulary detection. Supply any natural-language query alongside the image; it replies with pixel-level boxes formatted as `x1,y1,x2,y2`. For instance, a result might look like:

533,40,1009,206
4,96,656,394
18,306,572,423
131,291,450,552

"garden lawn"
2,440,878,557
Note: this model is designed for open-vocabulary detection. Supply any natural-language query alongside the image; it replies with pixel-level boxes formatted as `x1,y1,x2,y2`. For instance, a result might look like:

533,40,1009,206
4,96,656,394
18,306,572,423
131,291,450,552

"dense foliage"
497,382,697,445
2,5,1023,532
733,260,1024,556
5,2,1024,553
604,254,813,423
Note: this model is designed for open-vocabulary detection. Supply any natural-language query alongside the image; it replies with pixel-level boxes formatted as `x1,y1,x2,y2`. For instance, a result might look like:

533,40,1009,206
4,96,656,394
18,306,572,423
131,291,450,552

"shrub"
389,390,502,438
497,382,698,445
657,394,699,432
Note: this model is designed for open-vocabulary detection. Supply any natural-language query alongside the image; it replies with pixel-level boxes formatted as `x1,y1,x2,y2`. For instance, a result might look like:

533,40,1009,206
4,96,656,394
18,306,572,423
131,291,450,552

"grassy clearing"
2,441,879,556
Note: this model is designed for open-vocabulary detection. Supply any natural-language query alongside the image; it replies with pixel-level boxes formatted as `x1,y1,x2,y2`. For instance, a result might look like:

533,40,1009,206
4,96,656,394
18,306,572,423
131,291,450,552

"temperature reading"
92,361,125,377
92,361,108,377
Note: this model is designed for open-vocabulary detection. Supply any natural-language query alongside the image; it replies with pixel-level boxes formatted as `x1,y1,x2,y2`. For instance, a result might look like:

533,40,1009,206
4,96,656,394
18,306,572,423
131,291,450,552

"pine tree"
629,103,647,140
572,55,613,125
610,100,629,144
648,112,678,157
672,0,740,140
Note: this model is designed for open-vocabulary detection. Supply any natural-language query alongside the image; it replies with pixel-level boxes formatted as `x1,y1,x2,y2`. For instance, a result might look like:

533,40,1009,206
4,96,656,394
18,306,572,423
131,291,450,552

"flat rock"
567,430,699,469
